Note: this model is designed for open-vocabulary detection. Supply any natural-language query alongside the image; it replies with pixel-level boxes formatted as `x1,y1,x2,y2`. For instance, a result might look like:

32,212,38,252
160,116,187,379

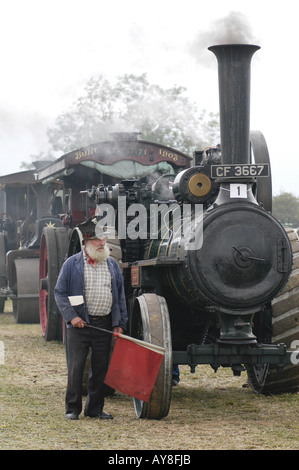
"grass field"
0,303,298,451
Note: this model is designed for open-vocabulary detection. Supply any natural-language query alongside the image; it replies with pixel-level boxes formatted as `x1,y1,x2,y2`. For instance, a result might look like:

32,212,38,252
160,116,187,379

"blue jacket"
54,252,128,330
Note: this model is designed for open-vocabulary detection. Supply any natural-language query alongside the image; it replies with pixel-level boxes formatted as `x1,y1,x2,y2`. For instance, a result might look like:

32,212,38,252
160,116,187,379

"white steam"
190,11,260,67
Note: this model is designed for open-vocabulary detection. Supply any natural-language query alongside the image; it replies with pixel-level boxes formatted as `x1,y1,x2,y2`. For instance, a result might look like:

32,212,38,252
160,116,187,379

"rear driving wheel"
39,227,69,340
263,227,299,393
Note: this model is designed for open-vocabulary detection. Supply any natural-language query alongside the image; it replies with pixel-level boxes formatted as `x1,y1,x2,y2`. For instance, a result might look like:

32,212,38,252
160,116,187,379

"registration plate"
211,164,269,179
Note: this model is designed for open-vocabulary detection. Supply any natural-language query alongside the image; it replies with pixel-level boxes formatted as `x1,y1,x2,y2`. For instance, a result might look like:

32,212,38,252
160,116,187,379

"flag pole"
84,323,165,354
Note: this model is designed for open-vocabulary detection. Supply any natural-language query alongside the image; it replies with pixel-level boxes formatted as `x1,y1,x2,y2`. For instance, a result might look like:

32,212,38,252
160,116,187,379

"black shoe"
65,412,79,420
99,410,113,419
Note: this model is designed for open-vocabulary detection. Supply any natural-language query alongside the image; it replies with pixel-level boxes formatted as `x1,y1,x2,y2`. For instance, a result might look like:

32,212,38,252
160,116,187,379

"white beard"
85,242,110,262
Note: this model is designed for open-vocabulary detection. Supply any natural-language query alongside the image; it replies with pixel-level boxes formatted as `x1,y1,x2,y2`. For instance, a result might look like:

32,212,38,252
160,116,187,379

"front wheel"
130,293,172,420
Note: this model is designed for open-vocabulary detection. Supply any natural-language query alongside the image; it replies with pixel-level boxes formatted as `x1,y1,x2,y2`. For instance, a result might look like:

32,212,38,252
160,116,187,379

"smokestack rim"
208,43,260,52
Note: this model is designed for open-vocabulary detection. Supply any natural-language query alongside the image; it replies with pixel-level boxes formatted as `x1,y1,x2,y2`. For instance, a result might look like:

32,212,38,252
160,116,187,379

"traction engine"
82,44,298,419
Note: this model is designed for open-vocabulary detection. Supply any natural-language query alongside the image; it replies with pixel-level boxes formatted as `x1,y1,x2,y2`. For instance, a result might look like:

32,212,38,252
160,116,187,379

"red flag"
104,334,165,402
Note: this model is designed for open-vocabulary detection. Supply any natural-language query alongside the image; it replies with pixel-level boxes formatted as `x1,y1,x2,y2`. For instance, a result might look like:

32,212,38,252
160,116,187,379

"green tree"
272,191,299,228
47,73,219,157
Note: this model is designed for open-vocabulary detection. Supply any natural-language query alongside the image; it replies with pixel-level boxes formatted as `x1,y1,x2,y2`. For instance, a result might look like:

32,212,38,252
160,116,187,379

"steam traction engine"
0,133,191,337
84,45,299,419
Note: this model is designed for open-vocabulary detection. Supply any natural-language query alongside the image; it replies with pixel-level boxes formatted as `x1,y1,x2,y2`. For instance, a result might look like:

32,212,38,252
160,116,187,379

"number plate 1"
230,183,247,198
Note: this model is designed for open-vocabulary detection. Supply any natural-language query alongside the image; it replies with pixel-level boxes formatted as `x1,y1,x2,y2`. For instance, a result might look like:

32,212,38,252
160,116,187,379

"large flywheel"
39,227,70,341
130,293,172,420
67,227,83,257
250,130,272,212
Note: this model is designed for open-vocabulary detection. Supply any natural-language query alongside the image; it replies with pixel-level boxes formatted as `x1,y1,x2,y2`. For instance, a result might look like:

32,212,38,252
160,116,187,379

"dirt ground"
0,303,298,451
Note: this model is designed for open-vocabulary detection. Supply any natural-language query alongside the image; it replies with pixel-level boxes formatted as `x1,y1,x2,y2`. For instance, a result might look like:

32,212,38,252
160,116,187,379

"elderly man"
54,217,128,420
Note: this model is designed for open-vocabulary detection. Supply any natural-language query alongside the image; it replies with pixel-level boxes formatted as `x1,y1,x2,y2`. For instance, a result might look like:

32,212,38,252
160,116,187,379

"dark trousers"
66,315,112,416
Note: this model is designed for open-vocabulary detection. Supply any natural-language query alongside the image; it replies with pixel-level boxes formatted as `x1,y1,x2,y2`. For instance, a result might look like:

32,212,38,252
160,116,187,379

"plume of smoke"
190,11,259,67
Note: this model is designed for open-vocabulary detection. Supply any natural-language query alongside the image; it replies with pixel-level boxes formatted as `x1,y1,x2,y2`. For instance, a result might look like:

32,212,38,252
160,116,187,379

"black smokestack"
208,44,260,165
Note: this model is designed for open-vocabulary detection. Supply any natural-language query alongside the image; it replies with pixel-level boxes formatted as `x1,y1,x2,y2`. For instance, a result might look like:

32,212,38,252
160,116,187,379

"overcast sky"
1,0,298,196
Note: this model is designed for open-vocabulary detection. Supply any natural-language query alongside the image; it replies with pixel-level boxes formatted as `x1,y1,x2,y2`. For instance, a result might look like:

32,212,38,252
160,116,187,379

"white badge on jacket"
68,295,84,306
